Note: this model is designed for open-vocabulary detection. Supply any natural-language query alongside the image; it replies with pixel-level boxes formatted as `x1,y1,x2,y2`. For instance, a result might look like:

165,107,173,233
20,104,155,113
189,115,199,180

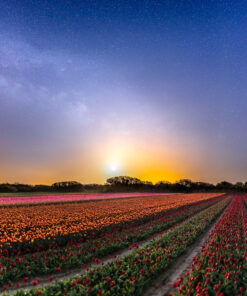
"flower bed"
0,193,222,254
10,197,230,295
173,194,247,296
0,192,174,206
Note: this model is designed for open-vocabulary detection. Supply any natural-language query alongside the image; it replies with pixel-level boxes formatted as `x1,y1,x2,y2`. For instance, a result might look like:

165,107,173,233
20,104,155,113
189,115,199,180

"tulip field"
1,192,247,295
0,192,174,205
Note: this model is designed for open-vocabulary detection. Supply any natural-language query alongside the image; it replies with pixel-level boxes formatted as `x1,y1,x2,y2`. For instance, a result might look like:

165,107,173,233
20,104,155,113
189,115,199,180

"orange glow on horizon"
1,136,186,185
137,169,182,184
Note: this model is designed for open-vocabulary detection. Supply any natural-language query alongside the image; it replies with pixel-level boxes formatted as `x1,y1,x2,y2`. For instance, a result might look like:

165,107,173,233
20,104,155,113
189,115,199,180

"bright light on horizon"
110,164,117,172
106,161,123,177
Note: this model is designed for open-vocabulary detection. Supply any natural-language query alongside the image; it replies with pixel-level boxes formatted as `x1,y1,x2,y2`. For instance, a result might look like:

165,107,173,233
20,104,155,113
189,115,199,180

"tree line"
0,176,246,193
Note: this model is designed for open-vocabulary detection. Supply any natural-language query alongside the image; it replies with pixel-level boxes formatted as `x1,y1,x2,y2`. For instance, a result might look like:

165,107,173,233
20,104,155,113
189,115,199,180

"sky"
1,0,247,185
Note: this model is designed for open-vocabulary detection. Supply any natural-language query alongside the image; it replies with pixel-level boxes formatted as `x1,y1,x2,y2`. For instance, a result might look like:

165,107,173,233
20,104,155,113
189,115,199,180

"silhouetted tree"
0,184,18,193
216,181,234,192
106,176,153,192
155,181,172,192
106,176,143,185
52,181,84,192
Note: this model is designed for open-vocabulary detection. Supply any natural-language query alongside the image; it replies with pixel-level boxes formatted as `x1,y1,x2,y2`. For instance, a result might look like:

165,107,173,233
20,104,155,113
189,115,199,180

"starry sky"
1,0,247,185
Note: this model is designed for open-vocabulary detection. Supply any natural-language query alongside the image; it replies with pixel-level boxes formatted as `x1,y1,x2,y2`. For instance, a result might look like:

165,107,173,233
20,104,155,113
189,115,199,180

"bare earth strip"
2,199,224,296
141,198,232,296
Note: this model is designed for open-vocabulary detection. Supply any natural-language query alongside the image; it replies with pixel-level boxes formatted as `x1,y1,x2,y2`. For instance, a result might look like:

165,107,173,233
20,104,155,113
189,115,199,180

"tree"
216,181,233,191
52,181,83,192
106,176,143,186
0,184,18,193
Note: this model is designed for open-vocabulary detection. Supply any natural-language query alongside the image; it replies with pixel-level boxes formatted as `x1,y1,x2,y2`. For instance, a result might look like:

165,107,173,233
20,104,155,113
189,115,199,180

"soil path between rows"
2,198,228,296
141,198,231,296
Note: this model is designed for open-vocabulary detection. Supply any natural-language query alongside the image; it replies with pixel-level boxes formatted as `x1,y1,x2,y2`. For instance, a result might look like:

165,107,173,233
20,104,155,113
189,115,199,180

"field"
1,192,246,295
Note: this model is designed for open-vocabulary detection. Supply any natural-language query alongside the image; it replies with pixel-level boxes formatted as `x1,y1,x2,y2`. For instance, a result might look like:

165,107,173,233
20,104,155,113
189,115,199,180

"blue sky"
1,0,247,184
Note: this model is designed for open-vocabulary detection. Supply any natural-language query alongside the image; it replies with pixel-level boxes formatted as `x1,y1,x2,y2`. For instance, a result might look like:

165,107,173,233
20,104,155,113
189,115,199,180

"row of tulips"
0,192,174,206
173,194,247,296
242,193,247,208
11,196,230,295
0,193,222,255
0,195,225,289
